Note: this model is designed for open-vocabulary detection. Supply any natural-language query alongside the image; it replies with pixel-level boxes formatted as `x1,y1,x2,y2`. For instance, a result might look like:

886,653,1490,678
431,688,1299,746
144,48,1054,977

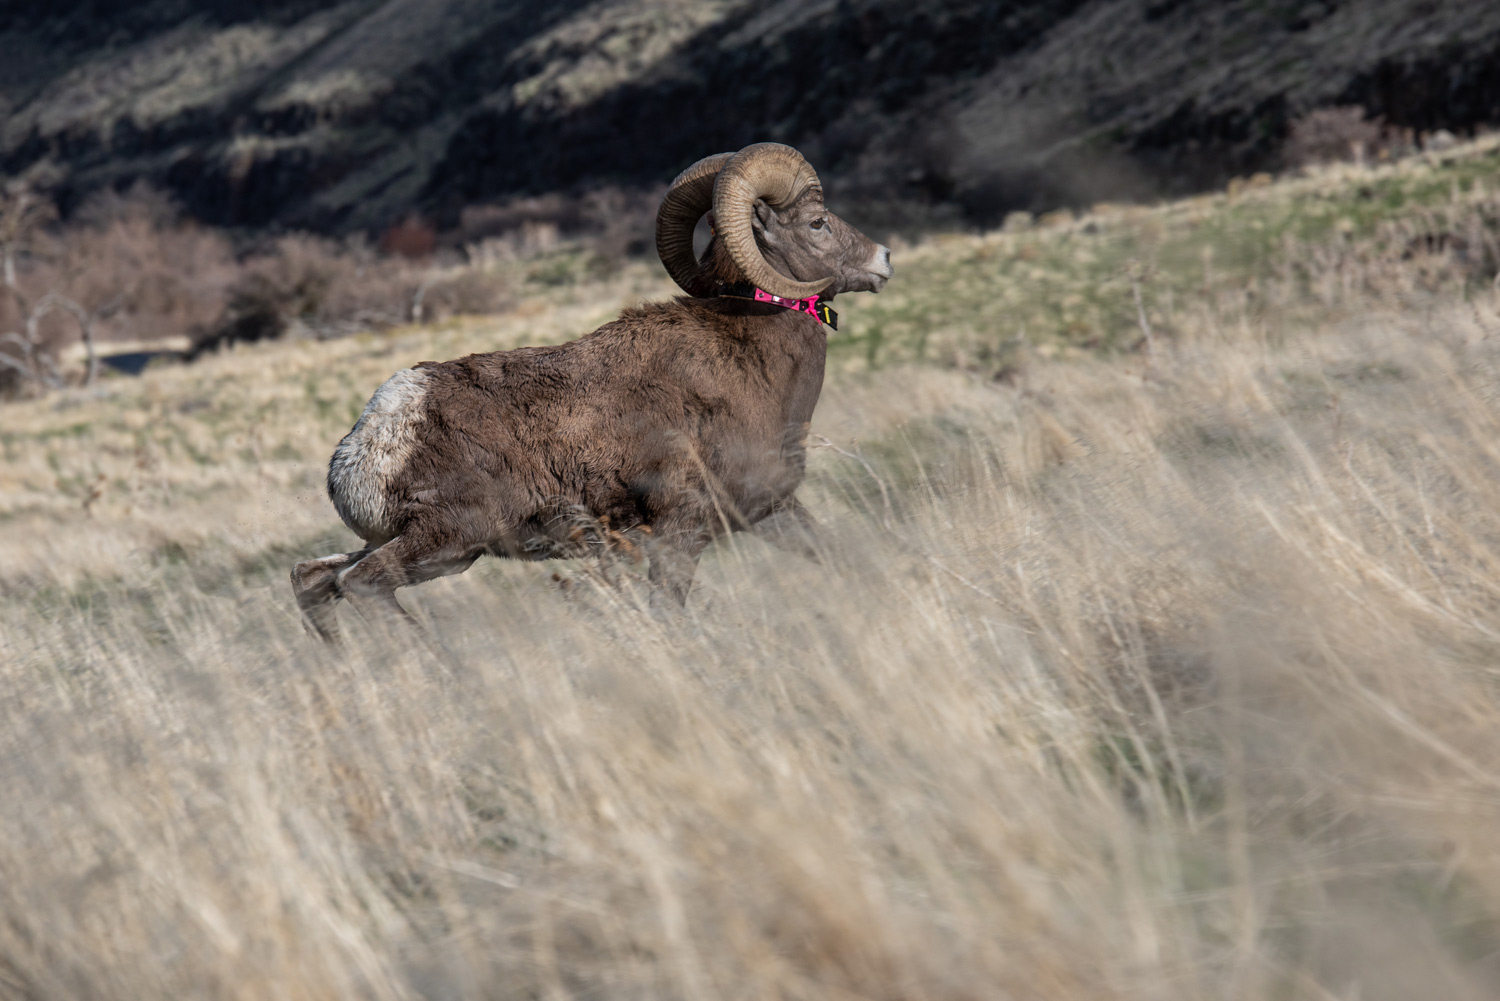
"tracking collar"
714,282,838,330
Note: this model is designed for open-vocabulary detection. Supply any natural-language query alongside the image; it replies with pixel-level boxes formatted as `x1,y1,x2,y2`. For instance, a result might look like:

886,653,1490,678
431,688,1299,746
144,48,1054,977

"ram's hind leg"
291,548,372,644
335,529,482,635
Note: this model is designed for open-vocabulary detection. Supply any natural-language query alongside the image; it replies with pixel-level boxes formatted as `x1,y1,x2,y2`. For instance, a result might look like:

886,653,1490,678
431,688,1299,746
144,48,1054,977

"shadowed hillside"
2,0,1499,233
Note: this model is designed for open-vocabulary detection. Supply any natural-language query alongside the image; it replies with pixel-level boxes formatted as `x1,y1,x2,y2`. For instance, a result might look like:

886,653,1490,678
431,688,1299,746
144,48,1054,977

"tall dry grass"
4,299,1500,997
4,177,1500,997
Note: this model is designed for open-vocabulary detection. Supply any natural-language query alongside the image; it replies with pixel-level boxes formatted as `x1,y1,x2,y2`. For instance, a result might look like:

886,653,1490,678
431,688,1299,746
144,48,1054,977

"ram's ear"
751,197,774,234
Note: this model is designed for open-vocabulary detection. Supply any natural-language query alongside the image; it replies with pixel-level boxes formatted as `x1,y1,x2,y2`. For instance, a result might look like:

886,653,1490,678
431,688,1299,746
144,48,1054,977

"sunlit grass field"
4,139,1500,999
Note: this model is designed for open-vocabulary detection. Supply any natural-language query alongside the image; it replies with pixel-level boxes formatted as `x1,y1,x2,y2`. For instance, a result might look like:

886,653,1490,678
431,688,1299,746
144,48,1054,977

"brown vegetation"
1283,106,1415,168
0,186,521,399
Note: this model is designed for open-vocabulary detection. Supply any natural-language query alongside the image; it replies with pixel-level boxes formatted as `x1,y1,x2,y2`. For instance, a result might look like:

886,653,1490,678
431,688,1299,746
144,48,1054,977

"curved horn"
712,142,834,300
656,152,735,295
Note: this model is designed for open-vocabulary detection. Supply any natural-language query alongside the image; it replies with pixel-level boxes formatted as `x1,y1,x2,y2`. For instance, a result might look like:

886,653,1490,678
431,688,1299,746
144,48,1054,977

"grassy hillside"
849,135,1500,370
4,142,1500,998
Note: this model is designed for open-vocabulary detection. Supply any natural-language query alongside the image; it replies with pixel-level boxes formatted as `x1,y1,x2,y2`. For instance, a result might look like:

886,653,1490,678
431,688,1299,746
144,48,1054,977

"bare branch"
82,294,124,387
1,244,28,320
34,289,89,324
28,291,97,386
0,185,89,397
1131,275,1154,359
0,349,33,377
35,349,63,388
411,273,439,325
0,185,54,320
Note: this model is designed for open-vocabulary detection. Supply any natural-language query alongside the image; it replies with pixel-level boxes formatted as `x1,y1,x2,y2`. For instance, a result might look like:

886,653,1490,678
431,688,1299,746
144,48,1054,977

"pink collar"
714,282,838,330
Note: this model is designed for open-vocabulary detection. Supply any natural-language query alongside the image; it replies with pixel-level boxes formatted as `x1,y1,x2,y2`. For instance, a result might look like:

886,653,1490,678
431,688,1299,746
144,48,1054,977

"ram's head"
656,143,892,300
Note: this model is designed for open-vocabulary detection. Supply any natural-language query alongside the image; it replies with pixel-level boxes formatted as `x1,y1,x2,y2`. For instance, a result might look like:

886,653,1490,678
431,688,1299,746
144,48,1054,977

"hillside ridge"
1,0,1498,233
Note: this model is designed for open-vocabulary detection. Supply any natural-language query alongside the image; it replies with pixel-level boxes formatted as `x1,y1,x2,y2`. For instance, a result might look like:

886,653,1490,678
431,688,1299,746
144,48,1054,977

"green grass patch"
837,141,1500,372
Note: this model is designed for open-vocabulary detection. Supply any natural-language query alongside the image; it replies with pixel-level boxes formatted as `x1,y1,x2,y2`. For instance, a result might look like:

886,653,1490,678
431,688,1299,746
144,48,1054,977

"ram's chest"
694,335,824,502
772,331,826,441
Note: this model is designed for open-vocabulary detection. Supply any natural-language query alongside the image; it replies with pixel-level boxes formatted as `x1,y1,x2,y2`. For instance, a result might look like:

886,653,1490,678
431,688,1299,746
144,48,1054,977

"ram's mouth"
866,246,893,292
863,255,893,293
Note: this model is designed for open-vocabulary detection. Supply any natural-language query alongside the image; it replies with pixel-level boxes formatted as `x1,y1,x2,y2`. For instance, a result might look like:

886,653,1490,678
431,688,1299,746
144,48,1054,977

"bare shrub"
457,185,660,274
1284,105,1391,168
2,183,246,395
575,186,658,271
378,215,437,259
458,193,581,243
203,236,422,351
0,183,558,395
1279,185,1500,306
0,183,61,396
417,267,513,321
201,232,514,352
61,184,238,344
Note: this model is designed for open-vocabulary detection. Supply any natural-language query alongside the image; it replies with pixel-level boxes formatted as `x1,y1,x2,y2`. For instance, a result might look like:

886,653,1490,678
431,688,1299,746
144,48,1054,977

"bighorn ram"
291,142,892,641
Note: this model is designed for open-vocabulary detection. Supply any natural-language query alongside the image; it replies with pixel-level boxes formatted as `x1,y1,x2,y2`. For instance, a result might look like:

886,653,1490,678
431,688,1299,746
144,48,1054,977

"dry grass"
5,151,1500,999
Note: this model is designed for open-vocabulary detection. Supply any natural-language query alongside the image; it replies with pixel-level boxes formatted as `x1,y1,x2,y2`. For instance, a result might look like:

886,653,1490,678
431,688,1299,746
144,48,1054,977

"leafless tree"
0,184,113,392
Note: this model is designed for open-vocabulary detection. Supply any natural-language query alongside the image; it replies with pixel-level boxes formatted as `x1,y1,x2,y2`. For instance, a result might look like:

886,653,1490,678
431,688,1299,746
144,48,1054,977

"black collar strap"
714,282,837,330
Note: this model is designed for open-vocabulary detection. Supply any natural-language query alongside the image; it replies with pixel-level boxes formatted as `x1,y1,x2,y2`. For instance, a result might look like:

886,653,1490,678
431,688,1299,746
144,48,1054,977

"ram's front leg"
645,521,712,607
750,495,822,562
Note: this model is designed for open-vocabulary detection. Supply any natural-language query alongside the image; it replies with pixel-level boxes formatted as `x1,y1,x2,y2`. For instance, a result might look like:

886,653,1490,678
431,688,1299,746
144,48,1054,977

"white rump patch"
327,367,431,540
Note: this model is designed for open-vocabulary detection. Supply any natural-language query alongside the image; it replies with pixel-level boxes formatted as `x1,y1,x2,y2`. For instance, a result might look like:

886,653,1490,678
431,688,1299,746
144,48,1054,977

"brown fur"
292,192,890,642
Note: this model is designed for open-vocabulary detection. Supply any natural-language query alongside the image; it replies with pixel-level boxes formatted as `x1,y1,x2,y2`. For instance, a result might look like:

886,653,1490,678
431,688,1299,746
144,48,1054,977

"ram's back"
326,314,703,545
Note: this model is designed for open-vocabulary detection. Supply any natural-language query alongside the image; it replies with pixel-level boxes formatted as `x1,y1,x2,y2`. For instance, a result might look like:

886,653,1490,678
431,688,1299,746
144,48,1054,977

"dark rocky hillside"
3,0,1499,234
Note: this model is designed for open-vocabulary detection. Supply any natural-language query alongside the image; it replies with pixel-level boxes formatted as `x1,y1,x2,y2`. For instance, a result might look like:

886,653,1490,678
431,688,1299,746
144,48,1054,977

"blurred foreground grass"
4,139,1500,999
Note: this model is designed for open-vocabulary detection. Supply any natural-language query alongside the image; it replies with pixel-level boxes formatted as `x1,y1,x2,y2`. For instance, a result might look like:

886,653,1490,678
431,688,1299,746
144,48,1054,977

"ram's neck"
686,238,839,310
687,237,747,294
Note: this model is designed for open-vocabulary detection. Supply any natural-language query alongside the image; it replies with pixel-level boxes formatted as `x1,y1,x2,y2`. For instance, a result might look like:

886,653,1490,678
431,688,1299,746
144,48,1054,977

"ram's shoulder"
603,298,706,329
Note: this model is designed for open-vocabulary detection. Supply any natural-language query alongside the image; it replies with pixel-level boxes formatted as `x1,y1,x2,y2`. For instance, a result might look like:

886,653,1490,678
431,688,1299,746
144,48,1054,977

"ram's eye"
810,217,826,230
